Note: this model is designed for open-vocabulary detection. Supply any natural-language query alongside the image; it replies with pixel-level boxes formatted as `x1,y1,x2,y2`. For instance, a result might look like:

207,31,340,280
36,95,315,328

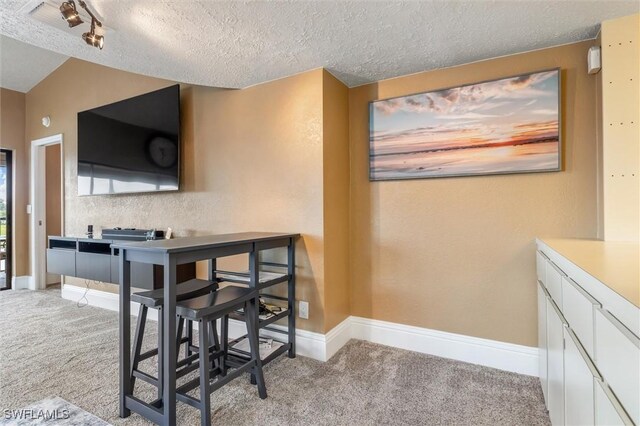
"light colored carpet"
0,287,550,425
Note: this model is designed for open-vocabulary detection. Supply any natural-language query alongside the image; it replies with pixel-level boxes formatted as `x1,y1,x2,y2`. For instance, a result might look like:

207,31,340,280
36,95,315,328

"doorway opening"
30,134,64,290
0,149,13,290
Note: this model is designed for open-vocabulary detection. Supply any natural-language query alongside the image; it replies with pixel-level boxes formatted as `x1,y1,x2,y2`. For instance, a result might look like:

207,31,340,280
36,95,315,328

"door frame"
30,134,64,290
1,149,13,290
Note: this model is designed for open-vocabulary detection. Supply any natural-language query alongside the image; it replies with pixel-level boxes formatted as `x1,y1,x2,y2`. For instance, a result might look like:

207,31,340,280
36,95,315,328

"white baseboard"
60,284,538,376
349,316,539,377
12,276,33,290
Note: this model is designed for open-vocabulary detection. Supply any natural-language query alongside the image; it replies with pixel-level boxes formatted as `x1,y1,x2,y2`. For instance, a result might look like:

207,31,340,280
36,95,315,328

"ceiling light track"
59,0,104,49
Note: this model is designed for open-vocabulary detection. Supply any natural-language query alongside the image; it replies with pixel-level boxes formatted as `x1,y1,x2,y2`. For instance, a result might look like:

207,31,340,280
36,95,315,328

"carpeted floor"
0,287,550,425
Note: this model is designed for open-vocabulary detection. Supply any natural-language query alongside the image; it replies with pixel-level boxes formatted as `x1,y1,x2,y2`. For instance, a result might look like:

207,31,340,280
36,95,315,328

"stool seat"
132,279,218,307
177,286,256,320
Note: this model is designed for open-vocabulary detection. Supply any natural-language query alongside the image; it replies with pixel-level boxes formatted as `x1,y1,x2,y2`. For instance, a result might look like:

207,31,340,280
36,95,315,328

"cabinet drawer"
536,251,548,286
562,277,600,359
110,256,154,290
46,249,76,276
545,260,565,306
564,327,599,426
76,252,111,282
594,378,634,426
595,307,640,425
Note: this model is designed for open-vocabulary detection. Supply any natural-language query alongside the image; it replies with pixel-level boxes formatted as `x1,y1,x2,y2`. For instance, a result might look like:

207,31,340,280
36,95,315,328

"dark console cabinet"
47,236,196,289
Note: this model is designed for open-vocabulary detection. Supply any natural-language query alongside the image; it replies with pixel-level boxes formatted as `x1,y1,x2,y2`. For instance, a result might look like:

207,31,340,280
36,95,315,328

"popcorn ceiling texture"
1,0,638,91
0,35,67,92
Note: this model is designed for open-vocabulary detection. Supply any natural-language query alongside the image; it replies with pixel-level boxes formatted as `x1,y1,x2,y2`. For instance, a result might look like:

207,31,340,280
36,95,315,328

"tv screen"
77,85,180,196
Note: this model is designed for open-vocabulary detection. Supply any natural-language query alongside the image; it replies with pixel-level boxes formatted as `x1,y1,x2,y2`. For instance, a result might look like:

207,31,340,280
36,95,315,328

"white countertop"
539,238,639,308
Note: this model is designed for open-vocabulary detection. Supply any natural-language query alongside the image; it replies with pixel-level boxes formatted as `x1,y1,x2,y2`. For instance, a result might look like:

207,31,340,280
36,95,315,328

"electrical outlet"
299,301,309,319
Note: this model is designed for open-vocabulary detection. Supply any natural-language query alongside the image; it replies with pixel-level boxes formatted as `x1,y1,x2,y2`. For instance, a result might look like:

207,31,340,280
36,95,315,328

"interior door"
0,149,12,290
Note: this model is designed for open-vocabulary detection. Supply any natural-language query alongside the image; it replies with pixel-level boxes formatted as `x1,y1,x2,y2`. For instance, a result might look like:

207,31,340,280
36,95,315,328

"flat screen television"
77,84,180,196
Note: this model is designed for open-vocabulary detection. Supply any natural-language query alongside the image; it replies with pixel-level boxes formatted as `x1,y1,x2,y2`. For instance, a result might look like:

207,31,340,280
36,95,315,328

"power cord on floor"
77,280,91,308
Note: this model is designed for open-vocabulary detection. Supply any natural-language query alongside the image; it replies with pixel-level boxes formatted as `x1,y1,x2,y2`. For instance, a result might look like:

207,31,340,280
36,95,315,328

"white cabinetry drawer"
595,378,634,426
546,260,565,306
595,307,640,425
537,250,548,286
562,277,599,360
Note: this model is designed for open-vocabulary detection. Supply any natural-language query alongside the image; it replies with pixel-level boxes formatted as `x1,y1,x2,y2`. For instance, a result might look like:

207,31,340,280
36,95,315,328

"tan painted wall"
601,14,640,242
349,41,599,347
25,59,330,333
0,88,27,277
45,144,61,239
322,70,351,330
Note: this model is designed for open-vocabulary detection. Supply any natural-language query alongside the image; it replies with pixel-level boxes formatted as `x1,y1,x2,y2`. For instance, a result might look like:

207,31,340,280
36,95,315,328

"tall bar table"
113,232,298,425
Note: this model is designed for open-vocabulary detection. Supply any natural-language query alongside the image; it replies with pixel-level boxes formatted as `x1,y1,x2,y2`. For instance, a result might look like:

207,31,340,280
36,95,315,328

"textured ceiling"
0,0,638,90
0,34,67,92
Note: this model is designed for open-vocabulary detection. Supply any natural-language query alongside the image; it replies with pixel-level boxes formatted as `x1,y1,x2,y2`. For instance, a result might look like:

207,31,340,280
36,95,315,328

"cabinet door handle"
566,327,602,379
596,306,640,349
595,378,635,426
538,280,551,299
536,250,549,261
549,260,567,277
549,296,568,326
565,277,601,306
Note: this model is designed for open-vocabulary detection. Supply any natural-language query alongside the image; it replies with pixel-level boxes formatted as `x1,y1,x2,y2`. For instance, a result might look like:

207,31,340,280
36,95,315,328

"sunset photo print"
369,69,561,180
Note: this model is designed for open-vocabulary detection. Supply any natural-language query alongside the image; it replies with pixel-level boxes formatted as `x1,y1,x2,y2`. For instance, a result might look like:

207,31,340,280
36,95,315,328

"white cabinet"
564,327,597,426
594,378,634,426
547,297,566,426
537,250,548,284
538,281,549,404
546,261,565,308
536,240,640,426
595,308,640,425
562,277,599,359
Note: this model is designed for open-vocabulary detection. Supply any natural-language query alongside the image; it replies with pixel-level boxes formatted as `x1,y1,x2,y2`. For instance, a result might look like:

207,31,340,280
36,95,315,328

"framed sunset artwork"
369,68,561,181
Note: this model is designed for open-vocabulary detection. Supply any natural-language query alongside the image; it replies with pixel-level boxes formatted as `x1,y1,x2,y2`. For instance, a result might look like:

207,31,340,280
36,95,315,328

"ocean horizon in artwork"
369,69,560,180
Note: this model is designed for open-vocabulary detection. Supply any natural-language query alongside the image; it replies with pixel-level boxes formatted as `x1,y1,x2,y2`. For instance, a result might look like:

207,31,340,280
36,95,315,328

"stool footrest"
132,370,158,387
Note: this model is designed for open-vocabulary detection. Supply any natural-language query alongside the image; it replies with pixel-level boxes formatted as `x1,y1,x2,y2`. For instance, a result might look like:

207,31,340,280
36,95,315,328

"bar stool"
175,285,267,426
129,278,219,398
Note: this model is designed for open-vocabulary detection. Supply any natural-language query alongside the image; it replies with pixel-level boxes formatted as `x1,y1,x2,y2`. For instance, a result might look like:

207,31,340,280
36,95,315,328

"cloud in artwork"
373,70,557,117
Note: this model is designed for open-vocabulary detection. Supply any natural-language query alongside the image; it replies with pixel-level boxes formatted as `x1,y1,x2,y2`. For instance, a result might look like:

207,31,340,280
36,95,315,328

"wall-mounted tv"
77,84,180,196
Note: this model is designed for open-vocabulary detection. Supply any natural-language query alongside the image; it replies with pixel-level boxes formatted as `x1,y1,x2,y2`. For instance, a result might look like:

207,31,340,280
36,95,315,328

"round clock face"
148,136,178,168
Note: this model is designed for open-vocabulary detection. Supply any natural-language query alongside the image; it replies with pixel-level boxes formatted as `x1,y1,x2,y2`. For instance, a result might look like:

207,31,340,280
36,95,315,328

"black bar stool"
175,286,267,426
129,278,219,399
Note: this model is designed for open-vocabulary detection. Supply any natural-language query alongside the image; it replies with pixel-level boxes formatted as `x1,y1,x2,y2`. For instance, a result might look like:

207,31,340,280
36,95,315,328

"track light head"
82,20,104,49
60,1,83,28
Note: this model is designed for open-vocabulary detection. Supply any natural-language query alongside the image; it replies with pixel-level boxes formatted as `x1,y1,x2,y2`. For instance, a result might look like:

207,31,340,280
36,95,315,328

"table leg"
287,239,296,358
249,248,260,384
162,254,177,425
119,251,132,417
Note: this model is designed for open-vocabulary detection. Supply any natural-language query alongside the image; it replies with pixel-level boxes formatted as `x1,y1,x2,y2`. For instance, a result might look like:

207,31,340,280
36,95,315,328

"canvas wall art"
369,69,561,181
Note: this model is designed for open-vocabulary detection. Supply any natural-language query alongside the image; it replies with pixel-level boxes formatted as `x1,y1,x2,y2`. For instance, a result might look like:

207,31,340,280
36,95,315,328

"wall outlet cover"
299,301,309,319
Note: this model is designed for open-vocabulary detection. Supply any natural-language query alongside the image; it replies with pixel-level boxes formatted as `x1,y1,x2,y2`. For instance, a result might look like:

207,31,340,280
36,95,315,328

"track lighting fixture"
59,1,83,27
60,0,104,50
82,18,104,49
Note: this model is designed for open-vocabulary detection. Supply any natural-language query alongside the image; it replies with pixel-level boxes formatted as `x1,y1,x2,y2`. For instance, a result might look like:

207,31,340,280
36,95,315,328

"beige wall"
22,39,605,344
601,14,640,242
0,88,27,277
349,41,599,347
25,59,334,333
322,70,351,330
